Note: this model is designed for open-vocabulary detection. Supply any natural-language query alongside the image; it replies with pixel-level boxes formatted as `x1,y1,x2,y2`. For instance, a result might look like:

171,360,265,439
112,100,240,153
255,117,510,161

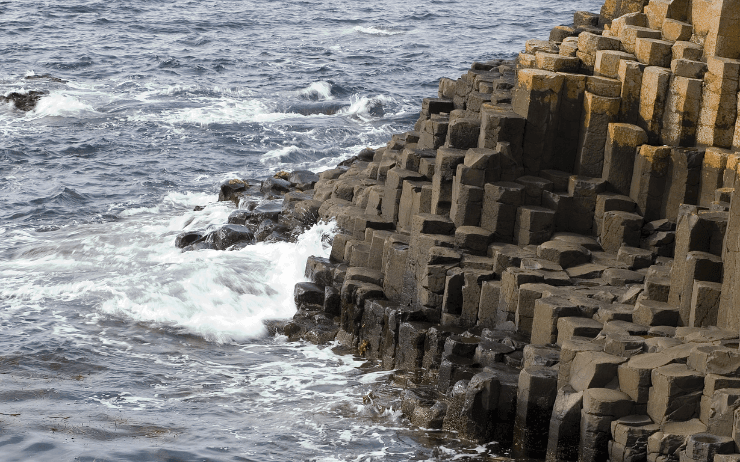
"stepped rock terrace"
187,0,740,459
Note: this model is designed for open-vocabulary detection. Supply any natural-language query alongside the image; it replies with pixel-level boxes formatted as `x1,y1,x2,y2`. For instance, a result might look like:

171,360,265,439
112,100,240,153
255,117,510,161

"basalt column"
511,69,564,175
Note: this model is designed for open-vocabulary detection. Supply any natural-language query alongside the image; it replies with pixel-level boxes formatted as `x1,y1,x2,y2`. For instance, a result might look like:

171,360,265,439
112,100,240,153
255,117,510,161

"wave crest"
353,25,403,36
338,94,394,121
298,81,333,101
27,92,95,118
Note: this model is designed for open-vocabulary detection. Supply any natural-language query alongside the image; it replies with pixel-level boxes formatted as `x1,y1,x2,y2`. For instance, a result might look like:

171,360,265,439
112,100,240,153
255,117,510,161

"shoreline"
185,0,740,460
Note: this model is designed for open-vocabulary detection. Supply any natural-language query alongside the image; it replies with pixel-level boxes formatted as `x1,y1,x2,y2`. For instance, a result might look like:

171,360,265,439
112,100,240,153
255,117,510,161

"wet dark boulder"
438,356,482,393
294,281,325,310
286,200,322,226
443,334,482,360
251,201,282,222
182,241,216,252
277,215,304,237
305,256,335,287
260,177,291,196
175,231,204,248
276,198,322,238
229,240,254,251
303,322,340,344
411,401,448,429
324,286,341,316
284,311,339,344
255,219,276,241
227,209,252,225
2,90,48,111
454,370,503,442
254,219,291,242
283,320,305,340
288,170,319,190
263,230,292,243
401,387,439,419
218,180,248,204
207,224,254,250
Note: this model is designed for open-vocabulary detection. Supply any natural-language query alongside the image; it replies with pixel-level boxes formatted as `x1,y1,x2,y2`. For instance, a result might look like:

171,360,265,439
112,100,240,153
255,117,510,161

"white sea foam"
27,91,96,119
118,191,217,218
353,25,403,36
338,94,394,121
4,87,31,96
128,97,289,126
133,84,252,102
0,189,336,343
299,81,333,100
258,143,347,172
123,83,296,127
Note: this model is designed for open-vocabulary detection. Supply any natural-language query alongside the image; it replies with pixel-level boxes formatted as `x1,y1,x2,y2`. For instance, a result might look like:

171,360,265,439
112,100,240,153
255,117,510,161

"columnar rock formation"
285,0,740,459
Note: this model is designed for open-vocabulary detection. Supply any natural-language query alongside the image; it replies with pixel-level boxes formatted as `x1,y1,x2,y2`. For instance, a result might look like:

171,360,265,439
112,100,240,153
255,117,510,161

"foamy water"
353,25,404,36
0,0,603,459
299,81,335,100
1,190,336,341
30,91,97,118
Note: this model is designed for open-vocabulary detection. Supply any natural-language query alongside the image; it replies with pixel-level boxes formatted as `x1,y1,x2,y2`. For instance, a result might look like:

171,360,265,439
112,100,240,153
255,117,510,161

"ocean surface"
0,1,602,460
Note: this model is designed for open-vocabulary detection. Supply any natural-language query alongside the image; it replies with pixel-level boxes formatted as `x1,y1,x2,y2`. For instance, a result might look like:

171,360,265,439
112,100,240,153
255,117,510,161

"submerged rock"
2,90,48,111
175,231,204,248
182,241,216,252
24,73,67,83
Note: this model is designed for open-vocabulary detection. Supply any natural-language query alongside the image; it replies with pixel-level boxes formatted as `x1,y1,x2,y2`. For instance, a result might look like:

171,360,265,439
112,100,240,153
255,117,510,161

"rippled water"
1,0,601,460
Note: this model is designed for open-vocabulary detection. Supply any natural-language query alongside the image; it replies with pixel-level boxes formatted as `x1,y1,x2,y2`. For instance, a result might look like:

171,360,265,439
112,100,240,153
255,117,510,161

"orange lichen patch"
704,147,732,169
358,340,369,356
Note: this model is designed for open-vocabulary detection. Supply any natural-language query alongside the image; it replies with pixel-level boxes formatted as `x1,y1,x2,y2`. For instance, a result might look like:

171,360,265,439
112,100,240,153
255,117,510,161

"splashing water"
1,191,337,342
